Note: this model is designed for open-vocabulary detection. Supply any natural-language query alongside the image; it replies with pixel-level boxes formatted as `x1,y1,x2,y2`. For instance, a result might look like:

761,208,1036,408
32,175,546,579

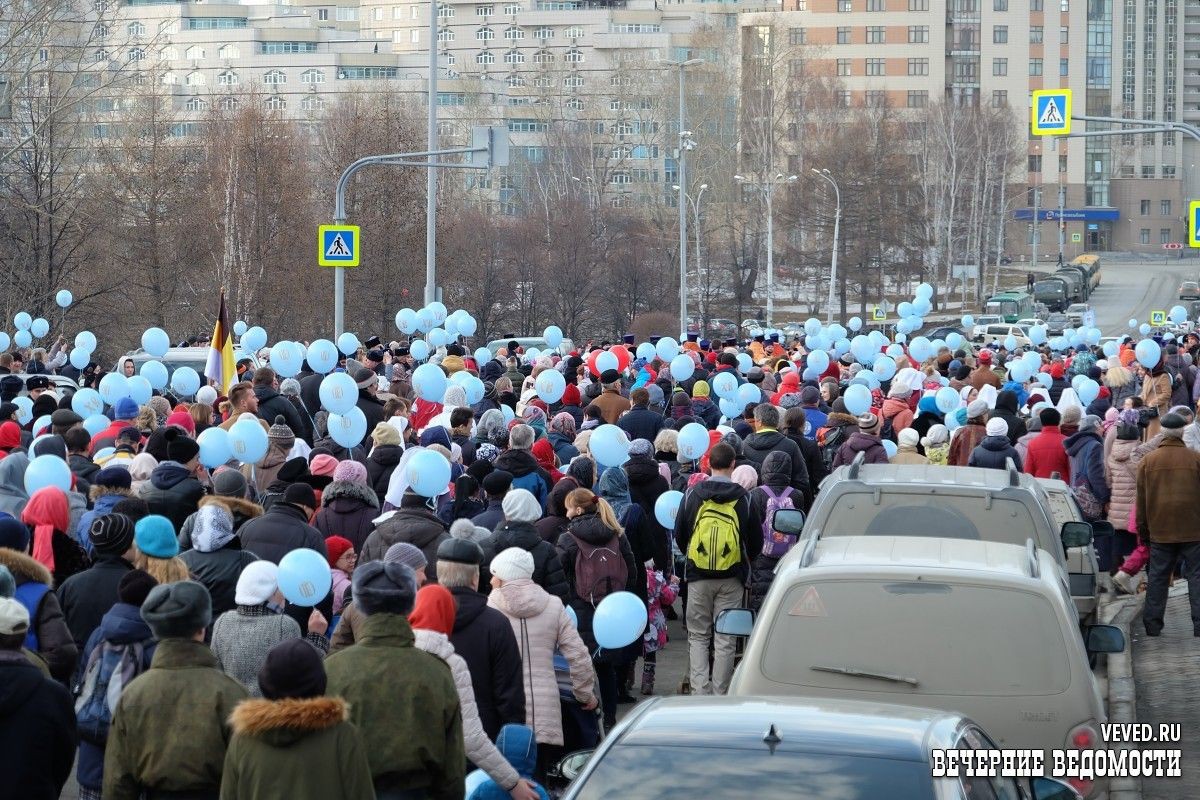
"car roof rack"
1005,458,1020,487
1025,538,1040,579
797,533,820,569
847,450,866,480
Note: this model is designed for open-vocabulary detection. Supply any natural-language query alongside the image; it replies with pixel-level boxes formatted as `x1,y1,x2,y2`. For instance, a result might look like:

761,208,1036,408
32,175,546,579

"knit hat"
354,367,377,389
117,569,158,606
1060,406,1082,426
985,418,1008,437
279,378,302,398
384,542,428,575
977,349,993,363
491,547,535,582
897,428,919,447
114,397,139,420
141,580,212,639
0,597,29,636
887,383,912,399
352,560,418,616
325,535,354,569
0,565,13,598
922,424,950,446
258,638,327,700
235,561,279,606
164,429,200,464
628,439,654,458
89,513,136,556
0,514,28,553
966,399,988,420
857,413,880,434
600,369,620,385
211,467,248,498
268,416,295,447
93,466,132,491
282,483,317,511
166,410,196,435
438,534,484,565
502,488,541,523
800,386,821,405
483,470,513,496
691,380,711,399
190,504,235,554
134,515,179,559
331,459,367,484
408,584,456,637
367,421,400,448
1078,414,1102,434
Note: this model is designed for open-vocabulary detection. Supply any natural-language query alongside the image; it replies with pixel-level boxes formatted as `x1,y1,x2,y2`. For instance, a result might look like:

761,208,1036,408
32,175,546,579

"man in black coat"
741,404,809,496
353,367,386,449
56,514,137,658
617,387,666,444
471,471,511,532
252,367,307,442
436,538,525,741
137,432,207,532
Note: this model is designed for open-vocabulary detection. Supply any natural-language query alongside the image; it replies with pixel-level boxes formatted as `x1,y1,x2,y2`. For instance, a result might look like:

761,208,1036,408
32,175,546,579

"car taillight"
1068,776,1094,797
1066,723,1100,798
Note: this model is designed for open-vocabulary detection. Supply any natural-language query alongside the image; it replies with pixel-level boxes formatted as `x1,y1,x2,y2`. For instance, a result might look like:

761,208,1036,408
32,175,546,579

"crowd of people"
1,324,1198,799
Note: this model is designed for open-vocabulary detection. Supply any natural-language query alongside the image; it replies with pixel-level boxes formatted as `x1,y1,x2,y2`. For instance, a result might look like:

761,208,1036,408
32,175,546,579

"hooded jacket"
221,696,374,800
968,435,1022,471
493,449,552,511
366,443,404,505
623,455,672,571
361,497,448,582
746,452,804,611
1065,429,1110,506
313,480,380,551
487,579,596,747
547,432,579,466
556,512,641,654
0,650,76,800
68,453,99,497
832,432,889,469
74,491,128,555
0,452,30,517
1106,436,1138,529
689,396,722,429
481,520,569,601
879,397,914,434
742,429,809,494
468,724,550,800
447,585,526,742
0,547,78,683
179,495,264,550
179,503,262,619
1023,424,1071,481
138,461,206,532
238,503,327,566
673,477,762,582
991,390,1028,445
324,613,465,798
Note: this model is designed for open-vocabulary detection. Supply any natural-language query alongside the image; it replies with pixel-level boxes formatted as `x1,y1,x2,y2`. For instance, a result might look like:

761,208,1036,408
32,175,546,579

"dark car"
556,696,1080,800
924,326,967,341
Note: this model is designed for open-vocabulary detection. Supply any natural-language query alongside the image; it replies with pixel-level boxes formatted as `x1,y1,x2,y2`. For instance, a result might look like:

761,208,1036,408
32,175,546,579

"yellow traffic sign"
1150,310,1167,326
1190,200,1200,248
872,307,886,321
318,224,360,267
1031,89,1071,137
1071,233,1082,243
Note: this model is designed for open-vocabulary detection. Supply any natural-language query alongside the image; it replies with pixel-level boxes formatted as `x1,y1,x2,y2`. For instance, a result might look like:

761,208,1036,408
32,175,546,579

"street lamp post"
661,58,703,338
810,168,841,324
735,172,797,329
674,183,709,322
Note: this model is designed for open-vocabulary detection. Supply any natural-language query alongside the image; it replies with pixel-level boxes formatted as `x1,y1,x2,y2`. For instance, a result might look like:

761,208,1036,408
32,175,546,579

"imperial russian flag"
204,289,237,395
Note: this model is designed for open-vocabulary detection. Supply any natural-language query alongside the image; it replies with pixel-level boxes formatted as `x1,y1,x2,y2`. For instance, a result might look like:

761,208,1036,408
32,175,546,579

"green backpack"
687,497,742,572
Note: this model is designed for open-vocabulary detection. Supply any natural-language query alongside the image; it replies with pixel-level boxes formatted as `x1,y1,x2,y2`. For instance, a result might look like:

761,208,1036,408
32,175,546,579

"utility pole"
425,0,439,304
661,58,702,339
735,172,797,329
811,168,841,324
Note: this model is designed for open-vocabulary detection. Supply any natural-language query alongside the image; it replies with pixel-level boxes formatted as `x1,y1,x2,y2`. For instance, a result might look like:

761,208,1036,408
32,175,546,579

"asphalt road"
1079,256,1200,334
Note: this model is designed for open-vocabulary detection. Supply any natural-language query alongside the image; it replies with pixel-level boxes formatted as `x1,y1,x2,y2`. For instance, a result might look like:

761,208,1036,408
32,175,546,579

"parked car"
8,374,79,400
1065,303,1091,326
797,457,1098,619
120,347,261,381
740,318,764,333
970,315,1004,341
709,318,738,339
484,336,575,357
781,323,804,340
1043,313,1069,336
720,534,1122,800
1179,281,1200,301
555,695,1081,800
981,324,1033,348
923,326,966,342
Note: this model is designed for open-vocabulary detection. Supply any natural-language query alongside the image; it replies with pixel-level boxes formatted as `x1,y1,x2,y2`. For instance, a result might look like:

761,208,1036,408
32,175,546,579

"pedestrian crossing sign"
1030,89,1071,137
1150,310,1167,326
872,307,886,321
1190,200,1200,248
318,224,360,267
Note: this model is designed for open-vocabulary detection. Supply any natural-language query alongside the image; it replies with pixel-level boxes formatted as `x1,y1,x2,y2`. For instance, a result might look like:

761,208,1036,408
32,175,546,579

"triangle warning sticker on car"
788,586,827,617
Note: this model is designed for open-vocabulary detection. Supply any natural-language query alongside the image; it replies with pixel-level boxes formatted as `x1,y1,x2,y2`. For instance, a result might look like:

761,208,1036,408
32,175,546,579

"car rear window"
761,580,1070,696
820,491,1039,544
571,745,935,800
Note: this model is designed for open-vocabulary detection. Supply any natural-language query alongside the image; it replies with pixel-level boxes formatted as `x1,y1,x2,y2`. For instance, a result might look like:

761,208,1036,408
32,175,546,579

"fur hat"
352,560,418,616
141,580,212,639
490,547,535,582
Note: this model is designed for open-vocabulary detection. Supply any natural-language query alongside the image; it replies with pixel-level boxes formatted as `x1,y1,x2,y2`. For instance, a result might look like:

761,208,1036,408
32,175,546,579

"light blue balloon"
735,353,752,374
807,350,830,373
329,407,367,449
443,317,459,339
395,308,418,335
406,449,452,497
868,330,888,347
197,427,232,468
412,363,448,402
170,367,200,397
12,397,32,425
460,375,485,405
908,336,933,363
1102,341,1119,358
127,376,152,405
873,355,897,381
670,354,695,382
535,368,566,403
427,328,448,348
55,290,72,308
501,404,514,424
525,348,542,365
711,371,738,400
897,302,913,319
465,770,489,796
427,301,448,326
882,439,898,458
1085,328,1102,346
269,341,303,378
278,548,333,607
719,396,742,419
0,333,8,352
336,332,360,356
406,341,428,364
544,325,564,349
655,337,679,362
229,419,269,464
30,318,49,339
886,344,904,358
736,382,760,409
415,307,435,333
895,333,907,344
1008,361,1031,383
844,384,871,416
847,316,862,332
804,317,822,335
458,315,478,338
945,333,963,350
591,425,631,467
1004,335,1018,351
834,338,851,356
82,414,109,437
1028,325,1047,346
319,372,358,414
233,320,248,337
141,327,170,358
24,454,71,495
473,347,492,365
915,282,934,300
306,339,339,374
677,422,709,462
635,342,656,361
1170,305,1188,324
1077,378,1100,406
68,347,89,371
1128,319,1138,329
935,386,960,414
1135,339,1162,369
654,490,684,528
140,360,168,390
1071,374,1087,390
1139,323,1152,336
856,369,880,390
13,331,30,348
912,297,932,317
1037,373,1054,388
961,315,974,328
593,591,648,649
99,373,130,406
242,326,268,353
13,312,31,331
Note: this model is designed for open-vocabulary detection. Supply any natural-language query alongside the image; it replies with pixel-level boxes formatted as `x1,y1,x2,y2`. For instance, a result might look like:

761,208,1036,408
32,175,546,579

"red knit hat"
325,536,353,568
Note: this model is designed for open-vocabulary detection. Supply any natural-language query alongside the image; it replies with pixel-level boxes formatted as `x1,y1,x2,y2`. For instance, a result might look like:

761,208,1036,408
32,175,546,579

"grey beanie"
140,580,212,639
384,542,428,574
352,560,417,616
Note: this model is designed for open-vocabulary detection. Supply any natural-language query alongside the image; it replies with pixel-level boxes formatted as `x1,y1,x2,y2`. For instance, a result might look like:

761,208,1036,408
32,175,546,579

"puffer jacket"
366,443,404,505
1106,437,1138,529
313,480,380,552
447,586,525,742
0,547,78,683
556,512,640,655
240,443,291,495
238,503,327,566
481,521,569,601
879,397,913,436
138,462,206,532
968,435,1022,471
742,430,809,494
493,449,552,511
487,579,596,746
360,498,448,582
254,387,307,446
1065,429,1111,507
413,629,521,793
623,455,672,572
831,432,889,468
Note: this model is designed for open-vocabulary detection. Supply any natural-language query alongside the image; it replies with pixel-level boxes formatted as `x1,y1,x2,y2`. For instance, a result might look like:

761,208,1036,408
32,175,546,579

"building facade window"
477,4,494,15
1030,26,1043,43
565,25,584,37
907,90,928,107
301,68,324,83
865,58,884,76
264,69,285,85
218,70,238,85
837,27,850,44
1140,199,1151,214
909,0,928,8
504,26,523,39
504,49,524,63
838,0,852,10
266,96,286,111
128,21,145,37
994,0,1007,9
565,75,583,87
866,0,885,9
908,58,929,76
865,90,886,105
476,50,495,64
1161,229,1172,244
866,26,884,43
992,90,1007,107
218,44,239,59
1060,58,1068,76
302,96,324,112
908,25,929,43
535,27,554,39
993,26,1007,44
185,97,206,111
477,27,494,40
993,58,1007,76
790,27,807,45
1140,229,1150,245
837,58,851,76
185,71,205,86
565,49,583,63
1029,58,1042,76
1162,200,1172,216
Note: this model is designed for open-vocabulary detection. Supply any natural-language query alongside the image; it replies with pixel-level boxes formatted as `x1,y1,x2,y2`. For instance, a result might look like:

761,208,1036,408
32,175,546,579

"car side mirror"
1030,776,1083,800
773,508,805,536
1084,624,1126,654
1060,521,1093,549
551,749,594,783
714,608,754,637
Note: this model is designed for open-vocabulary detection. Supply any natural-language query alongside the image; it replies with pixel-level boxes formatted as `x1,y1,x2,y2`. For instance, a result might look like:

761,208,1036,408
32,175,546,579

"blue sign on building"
1013,208,1119,222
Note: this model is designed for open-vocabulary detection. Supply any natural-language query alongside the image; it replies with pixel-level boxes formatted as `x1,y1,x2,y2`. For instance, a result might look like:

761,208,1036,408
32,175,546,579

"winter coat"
742,429,809,494
254,386,307,446
74,491,128,554
241,444,291,495
548,432,579,465
329,600,366,654
623,454,673,572
471,499,506,533
992,391,1027,445
447,585,526,742
324,613,465,798
487,579,596,747
178,495,264,551
212,607,326,698
591,388,631,425
556,512,641,654
481,520,570,601
103,639,249,800
68,453,99,497
493,449,552,511
75,602,157,792
832,432,890,469
673,477,762,583
785,432,825,508
617,405,666,444
138,461,206,532
414,629,522,792
331,568,351,615
366,443,404,505
1185,422,1200,454
1106,437,1138,530
0,547,78,683
361,501,448,582
968,435,1022,471
690,397,722,429
970,366,1002,391
180,538,259,619
1065,429,1111,506
879,398,913,436
238,502,327,565
1136,438,1200,544
1140,371,1172,439
1023,425,1071,481
221,696,374,800
746,452,805,612
88,419,134,456
56,552,134,656
313,480,380,552
947,423,988,468
891,445,929,465
0,650,76,800
355,391,387,448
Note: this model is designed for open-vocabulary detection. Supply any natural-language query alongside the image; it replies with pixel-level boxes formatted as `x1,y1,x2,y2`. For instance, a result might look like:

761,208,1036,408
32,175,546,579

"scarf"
21,486,70,573
598,466,632,521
